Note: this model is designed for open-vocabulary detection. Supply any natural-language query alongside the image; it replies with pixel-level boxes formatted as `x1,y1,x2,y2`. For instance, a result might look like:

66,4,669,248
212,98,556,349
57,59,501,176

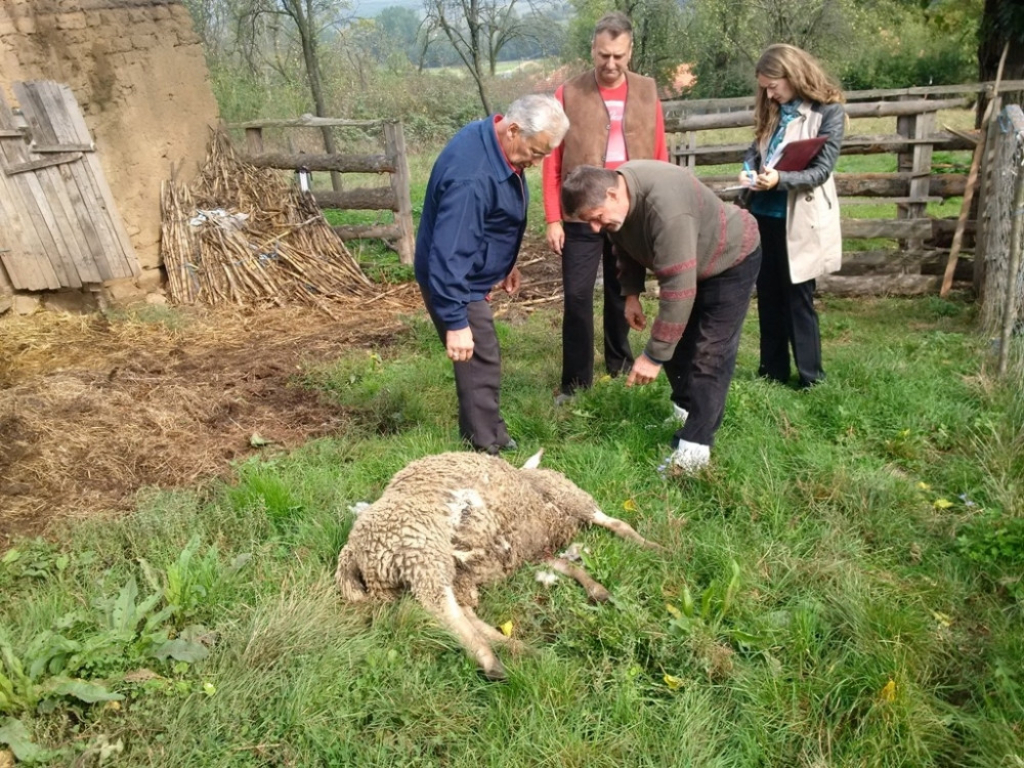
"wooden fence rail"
229,116,415,265
661,80,1024,295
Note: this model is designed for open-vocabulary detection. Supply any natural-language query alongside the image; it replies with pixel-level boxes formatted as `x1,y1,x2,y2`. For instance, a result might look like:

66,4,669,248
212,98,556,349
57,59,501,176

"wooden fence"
0,80,139,296
662,80,1024,295
231,116,415,265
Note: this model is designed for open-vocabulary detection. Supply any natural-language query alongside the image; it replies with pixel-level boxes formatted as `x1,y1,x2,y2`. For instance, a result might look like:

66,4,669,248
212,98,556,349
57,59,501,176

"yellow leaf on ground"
933,498,954,509
623,499,638,513
880,679,897,702
500,621,513,637
664,674,684,690
917,482,931,490
932,611,952,628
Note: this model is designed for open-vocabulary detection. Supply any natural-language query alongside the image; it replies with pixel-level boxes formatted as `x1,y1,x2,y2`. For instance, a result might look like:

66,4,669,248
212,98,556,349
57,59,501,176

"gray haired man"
416,95,570,453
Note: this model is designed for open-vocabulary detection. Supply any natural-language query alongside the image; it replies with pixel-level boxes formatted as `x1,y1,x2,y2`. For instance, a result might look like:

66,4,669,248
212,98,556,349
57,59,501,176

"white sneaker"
666,440,710,473
666,403,689,426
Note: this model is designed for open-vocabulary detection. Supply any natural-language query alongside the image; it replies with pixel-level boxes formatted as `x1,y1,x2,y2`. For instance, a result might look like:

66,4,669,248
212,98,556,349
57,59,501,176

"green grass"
2,296,1022,767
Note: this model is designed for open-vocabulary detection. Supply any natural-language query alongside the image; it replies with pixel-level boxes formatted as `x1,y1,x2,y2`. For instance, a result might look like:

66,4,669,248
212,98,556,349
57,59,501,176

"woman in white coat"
741,44,845,388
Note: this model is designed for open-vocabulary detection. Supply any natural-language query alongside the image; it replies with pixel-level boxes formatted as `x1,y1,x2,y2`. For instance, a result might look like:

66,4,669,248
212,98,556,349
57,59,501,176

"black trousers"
560,222,634,394
664,247,761,448
420,287,511,451
753,214,824,387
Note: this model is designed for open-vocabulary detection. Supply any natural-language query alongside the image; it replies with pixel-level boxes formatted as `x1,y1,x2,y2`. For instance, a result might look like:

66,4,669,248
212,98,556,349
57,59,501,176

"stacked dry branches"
161,129,376,315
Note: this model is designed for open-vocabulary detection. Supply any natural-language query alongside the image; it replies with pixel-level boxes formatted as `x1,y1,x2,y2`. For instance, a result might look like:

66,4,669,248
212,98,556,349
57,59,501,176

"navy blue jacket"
415,117,528,330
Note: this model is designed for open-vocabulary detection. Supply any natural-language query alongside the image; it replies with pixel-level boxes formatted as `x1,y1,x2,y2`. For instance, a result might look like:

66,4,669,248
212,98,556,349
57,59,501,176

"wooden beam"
333,223,403,241
701,172,966,198
666,97,972,133
818,273,944,296
840,218,933,240
231,116,385,130
671,133,974,167
662,80,1024,117
314,186,397,211
29,143,94,153
838,249,941,275
243,152,395,174
4,152,82,175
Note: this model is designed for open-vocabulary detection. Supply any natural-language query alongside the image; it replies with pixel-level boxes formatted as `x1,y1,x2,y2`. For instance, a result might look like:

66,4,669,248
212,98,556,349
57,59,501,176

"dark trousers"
420,286,511,451
754,214,824,387
664,247,761,448
560,222,634,394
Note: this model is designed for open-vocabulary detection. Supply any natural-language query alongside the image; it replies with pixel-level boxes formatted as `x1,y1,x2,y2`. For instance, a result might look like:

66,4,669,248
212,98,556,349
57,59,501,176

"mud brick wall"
0,0,219,282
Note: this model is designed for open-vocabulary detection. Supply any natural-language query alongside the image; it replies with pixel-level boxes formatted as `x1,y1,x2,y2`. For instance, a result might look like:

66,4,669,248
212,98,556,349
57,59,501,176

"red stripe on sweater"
652,318,685,342
660,287,697,301
656,259,696,279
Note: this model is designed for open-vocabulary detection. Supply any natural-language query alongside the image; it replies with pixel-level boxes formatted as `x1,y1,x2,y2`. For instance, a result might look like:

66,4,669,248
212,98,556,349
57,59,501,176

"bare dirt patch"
0,239,564,546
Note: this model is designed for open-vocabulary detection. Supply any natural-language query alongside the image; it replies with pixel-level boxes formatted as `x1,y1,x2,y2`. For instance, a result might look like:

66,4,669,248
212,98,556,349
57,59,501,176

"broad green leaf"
43,678,124,704
1,549,21,566
153,639,209,663
680,585,694,617
0,718,45,761
110,578,140,634
138,557,164,594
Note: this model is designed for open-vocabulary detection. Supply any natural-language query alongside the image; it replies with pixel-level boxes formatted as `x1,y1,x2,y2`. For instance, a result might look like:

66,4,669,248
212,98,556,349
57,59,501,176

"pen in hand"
742,161,757,188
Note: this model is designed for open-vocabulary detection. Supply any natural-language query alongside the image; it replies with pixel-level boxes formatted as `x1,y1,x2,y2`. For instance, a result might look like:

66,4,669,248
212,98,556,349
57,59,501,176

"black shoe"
483,439,518,455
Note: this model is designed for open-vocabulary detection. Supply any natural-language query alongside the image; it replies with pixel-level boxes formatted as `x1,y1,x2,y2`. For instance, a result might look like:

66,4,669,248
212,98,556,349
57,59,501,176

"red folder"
767,135,830,171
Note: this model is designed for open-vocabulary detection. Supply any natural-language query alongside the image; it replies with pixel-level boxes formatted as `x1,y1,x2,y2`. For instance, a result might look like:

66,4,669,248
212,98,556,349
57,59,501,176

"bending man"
562,161,761,472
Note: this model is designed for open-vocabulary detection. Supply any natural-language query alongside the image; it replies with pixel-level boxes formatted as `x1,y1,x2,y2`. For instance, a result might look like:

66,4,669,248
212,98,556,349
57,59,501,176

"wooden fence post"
245,127,264,156
895,100,934,253
383,120,415,265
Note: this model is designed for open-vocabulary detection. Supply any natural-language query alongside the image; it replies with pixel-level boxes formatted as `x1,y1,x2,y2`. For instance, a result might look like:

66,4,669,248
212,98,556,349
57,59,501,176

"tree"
977,0,1024,124
422,0,559,113
375,6,424,67
236,0,351,188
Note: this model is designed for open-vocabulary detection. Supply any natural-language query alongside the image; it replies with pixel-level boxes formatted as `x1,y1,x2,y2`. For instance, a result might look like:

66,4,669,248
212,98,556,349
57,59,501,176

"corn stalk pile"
160,130,376,315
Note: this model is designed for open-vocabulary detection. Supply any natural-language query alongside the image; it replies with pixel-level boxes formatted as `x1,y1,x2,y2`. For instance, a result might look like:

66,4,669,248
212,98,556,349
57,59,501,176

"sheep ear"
522,449,544,470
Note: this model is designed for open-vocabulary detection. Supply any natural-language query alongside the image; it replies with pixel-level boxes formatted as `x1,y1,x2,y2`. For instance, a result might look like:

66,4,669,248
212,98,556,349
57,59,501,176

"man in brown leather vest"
542,11,668,401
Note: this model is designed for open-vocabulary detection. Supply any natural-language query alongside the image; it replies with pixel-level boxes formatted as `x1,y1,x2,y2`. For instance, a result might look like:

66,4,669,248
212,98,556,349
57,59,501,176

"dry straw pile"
161,130,376,315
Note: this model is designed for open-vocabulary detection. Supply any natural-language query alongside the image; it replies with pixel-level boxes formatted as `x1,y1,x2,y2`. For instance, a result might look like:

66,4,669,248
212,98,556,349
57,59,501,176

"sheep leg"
543,557,612,603
462,605,529,655
590,510,665,551
415,584,508,681
335,547,369,602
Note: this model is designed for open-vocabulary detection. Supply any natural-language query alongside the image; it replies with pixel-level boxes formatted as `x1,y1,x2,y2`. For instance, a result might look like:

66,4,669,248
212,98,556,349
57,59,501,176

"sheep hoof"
588,585,612,603
481,660,508,682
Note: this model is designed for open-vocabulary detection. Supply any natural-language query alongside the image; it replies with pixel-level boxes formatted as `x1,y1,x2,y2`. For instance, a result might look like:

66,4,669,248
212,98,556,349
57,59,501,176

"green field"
3,107,1022,767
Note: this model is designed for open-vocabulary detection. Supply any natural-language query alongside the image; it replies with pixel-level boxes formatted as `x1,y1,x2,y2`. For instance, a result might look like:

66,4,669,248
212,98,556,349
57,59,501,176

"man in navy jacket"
416,94,569,453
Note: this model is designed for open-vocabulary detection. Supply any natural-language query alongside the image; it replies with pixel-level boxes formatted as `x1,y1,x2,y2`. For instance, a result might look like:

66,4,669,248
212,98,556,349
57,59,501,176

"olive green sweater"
611,160,760,362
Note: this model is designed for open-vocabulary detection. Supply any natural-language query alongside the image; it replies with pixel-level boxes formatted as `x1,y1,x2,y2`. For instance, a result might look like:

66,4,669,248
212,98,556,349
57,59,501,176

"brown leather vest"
560,70,658,175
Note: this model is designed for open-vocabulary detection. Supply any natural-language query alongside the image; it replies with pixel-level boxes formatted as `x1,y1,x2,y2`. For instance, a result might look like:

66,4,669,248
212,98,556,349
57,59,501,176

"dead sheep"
335,449,661,680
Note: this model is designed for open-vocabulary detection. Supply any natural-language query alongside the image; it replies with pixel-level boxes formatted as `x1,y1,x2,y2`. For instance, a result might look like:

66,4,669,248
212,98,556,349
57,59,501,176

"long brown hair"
753,44,845,145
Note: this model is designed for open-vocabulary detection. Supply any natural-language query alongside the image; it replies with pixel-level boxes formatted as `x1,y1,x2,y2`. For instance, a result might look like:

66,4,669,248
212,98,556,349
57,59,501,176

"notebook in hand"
766,135,830,171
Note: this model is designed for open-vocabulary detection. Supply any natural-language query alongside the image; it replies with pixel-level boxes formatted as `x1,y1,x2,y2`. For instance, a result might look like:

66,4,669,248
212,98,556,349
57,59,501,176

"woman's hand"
754,168,780,190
